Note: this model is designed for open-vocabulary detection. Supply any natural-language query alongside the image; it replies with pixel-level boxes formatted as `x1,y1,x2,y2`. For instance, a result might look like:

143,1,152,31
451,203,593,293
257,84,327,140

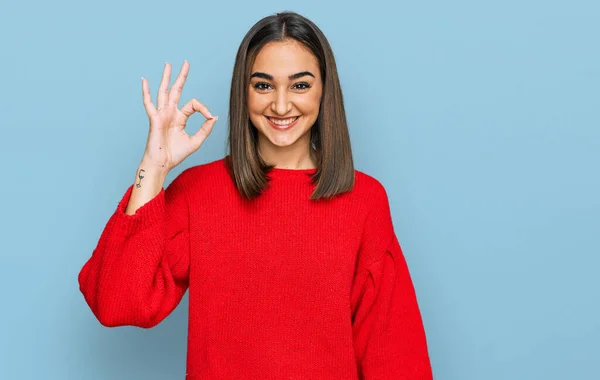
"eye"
253,82,272,92
293,82,311,90
252,81,311,92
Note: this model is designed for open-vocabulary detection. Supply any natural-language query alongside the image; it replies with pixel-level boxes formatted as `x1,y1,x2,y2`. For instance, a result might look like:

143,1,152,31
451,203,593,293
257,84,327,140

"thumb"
190,116,218,151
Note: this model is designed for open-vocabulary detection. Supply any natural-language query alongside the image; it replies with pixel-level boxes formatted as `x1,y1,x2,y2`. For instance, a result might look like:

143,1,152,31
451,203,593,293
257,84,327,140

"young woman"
78,11,433,379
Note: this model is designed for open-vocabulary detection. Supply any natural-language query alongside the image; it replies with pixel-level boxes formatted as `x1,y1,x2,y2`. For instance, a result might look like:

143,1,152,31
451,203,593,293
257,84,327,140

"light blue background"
1,0,598,379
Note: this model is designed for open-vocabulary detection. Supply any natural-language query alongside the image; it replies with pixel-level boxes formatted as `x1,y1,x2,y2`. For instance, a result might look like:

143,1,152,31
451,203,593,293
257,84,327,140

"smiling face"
247,39,323,167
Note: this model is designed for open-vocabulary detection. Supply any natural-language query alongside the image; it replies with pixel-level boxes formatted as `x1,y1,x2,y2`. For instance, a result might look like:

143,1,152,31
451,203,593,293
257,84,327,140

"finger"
168,60,190,108
157,62,171,110
190,116,219,151
141,77,157,117
180,98,214,121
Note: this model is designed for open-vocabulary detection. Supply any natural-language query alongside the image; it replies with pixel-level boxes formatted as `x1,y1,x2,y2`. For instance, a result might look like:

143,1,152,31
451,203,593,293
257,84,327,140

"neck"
257,136,316,169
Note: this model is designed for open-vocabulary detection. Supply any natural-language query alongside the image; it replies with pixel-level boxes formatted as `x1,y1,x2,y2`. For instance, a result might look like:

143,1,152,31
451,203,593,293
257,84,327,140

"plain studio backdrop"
0,0,598,379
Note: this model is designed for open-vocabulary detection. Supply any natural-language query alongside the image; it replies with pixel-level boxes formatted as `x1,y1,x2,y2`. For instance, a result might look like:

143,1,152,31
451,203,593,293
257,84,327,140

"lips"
265,116,300,123
265,115,301,130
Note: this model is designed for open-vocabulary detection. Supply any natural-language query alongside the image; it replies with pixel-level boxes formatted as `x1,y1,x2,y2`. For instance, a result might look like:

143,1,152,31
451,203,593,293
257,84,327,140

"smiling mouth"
265,115,300,126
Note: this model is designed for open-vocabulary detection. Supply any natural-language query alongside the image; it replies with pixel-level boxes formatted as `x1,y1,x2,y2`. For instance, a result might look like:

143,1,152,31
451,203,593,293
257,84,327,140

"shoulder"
168,156,229,192
180,156,228,178
353,169,390,205
354,169,396,266
184,156,227,176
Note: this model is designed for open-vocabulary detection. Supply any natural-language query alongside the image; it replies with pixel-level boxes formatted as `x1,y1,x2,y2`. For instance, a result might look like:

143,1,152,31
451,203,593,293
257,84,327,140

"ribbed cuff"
108,184,166,237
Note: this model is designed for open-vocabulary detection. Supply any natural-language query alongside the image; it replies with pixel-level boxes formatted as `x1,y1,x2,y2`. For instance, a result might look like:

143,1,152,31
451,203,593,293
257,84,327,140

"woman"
78,11,433,379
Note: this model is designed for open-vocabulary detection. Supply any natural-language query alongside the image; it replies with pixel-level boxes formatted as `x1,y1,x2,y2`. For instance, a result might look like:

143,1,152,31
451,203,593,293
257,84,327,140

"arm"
351,181,432,379
78,164,193,328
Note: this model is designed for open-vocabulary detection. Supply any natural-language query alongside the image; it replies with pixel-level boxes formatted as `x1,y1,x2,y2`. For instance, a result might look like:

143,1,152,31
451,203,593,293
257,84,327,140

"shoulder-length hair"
226,11,355,201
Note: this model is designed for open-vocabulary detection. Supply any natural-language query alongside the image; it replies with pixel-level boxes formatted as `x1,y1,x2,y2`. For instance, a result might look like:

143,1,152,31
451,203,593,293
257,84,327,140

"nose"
270,89,292,116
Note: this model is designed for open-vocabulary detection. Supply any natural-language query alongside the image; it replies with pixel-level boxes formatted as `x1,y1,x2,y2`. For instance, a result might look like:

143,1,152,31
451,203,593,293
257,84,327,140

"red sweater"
78,156,432,379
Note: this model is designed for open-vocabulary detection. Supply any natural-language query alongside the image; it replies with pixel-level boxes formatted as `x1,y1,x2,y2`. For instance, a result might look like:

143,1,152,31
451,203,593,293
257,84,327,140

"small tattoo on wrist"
136,169,145,188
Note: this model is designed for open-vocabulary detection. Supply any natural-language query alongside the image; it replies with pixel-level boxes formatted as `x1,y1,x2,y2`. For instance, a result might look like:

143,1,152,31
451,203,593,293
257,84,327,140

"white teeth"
267,116,299,125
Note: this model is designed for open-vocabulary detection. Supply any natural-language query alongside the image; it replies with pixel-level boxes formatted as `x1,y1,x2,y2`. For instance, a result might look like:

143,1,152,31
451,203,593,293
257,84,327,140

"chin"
264,133,303,148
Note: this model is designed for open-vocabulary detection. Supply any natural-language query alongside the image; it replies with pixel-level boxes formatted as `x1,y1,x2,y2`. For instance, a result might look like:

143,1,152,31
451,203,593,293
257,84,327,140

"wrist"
138,158,169,177
135,160,168,190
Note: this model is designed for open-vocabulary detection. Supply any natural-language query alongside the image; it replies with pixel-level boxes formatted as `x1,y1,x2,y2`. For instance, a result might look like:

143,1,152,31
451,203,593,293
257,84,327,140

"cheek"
247,92,258,114
297,93,321,116
247,91,268,114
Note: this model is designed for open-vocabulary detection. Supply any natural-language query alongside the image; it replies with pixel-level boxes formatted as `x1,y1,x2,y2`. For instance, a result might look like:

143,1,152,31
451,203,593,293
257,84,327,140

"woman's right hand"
141,61,218,173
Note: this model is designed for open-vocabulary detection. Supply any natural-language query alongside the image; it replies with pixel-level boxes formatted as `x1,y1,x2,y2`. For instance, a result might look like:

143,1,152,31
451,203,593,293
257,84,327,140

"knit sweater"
78,156,433,379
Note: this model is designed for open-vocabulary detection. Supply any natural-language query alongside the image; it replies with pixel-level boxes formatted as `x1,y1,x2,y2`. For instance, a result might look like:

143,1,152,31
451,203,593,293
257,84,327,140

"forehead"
251,40,319,79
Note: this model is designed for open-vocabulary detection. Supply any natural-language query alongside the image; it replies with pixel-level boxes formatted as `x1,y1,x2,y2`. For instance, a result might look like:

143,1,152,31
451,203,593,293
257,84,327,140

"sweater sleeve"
350,181,433,379
78,169,193,328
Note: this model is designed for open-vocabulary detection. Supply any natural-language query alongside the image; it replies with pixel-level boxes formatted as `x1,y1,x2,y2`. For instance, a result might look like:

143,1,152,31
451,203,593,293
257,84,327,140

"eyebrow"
250,71,315,81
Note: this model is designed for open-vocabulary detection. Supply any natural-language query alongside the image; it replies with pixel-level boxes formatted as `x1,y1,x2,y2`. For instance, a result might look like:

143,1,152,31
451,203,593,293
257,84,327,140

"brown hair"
226,11,355,201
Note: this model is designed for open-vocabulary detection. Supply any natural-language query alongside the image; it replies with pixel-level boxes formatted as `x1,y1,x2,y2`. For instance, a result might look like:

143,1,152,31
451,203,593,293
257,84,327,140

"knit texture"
78,156,432,379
